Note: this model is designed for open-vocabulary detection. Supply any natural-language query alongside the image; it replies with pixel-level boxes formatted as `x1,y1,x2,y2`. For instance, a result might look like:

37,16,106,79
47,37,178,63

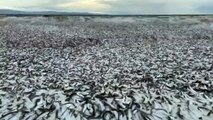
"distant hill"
0,9,95,16
1,9,212,17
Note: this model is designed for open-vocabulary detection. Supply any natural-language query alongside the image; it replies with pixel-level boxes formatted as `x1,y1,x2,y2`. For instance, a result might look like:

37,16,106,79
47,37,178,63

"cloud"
101,0,210,14
0,0,213,14
196,1,213,14
58,0,110,12
0,0,46,8
0,0,72,11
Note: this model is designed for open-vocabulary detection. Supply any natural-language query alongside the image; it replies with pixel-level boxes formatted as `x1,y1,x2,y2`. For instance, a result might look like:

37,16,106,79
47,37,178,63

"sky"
0,0,213,14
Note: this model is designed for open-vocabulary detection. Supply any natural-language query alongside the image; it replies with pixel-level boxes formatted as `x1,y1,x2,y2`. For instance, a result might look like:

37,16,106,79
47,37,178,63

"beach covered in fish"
0,16,213,120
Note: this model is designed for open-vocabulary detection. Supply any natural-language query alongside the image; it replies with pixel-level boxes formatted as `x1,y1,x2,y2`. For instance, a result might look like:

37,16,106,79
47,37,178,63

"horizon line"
0,8,213,16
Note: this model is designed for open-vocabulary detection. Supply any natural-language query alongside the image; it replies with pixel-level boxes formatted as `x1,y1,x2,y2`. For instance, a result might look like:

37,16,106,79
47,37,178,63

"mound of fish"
0,16,213,120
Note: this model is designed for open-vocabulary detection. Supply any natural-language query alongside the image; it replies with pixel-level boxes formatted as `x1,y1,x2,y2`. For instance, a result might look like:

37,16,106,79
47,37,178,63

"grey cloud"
1,0,213,14
196,1,213,14
101,0,202,14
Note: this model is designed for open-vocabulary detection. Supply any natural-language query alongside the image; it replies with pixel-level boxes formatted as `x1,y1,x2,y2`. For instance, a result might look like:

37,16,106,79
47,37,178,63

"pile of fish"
0,16,213,120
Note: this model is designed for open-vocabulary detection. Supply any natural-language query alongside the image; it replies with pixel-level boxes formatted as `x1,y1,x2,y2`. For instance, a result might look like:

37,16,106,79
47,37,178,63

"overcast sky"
0,0,212,14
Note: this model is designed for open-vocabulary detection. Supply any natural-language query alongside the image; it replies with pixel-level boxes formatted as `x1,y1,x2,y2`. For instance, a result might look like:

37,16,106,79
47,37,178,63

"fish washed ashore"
0,16,213,120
